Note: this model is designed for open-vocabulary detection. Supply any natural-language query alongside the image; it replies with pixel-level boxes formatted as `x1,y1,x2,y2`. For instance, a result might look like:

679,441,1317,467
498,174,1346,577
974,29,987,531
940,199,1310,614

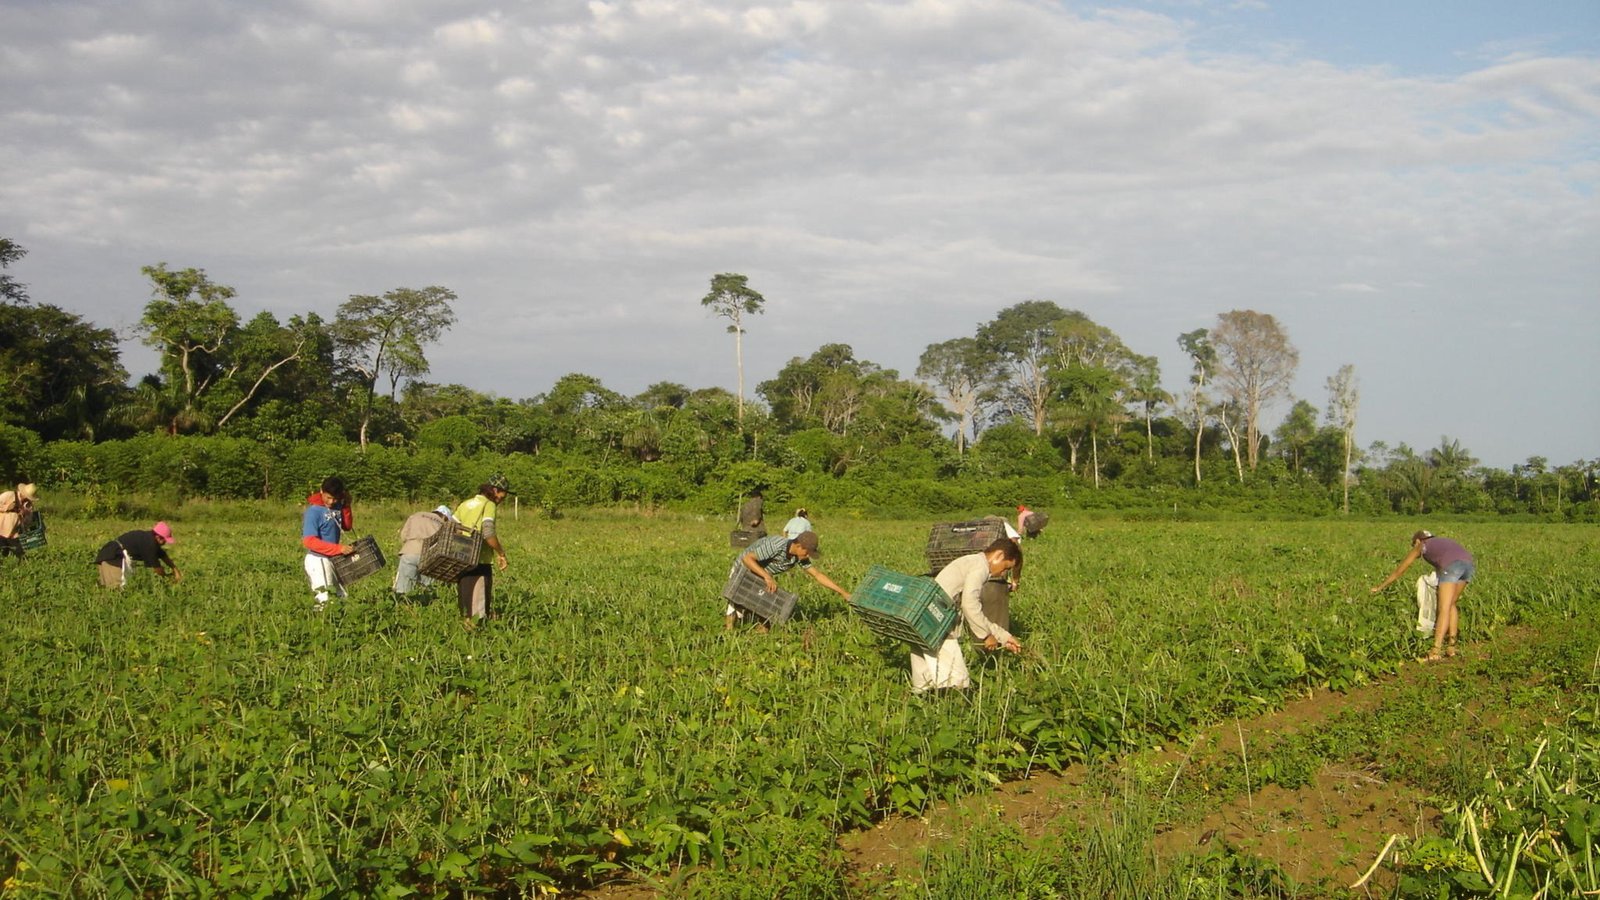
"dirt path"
839,645,1489,894
582,627,1562,896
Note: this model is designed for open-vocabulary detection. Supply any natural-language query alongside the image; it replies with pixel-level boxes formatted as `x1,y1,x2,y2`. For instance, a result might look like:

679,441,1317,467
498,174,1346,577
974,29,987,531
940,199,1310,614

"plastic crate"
20,512,46,551
924,519,1005,574
721,563,798,625
331,536,386,585
729,528,764,548
419,522,483,581
849,564,958,651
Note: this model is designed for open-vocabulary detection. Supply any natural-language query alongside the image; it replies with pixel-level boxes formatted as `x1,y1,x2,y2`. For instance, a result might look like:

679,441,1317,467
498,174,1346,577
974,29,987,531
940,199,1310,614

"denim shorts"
1438,560,1476,584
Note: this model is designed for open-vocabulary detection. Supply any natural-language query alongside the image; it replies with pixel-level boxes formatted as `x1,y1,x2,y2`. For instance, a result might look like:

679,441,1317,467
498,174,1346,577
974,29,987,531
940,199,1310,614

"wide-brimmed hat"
17,483,37,502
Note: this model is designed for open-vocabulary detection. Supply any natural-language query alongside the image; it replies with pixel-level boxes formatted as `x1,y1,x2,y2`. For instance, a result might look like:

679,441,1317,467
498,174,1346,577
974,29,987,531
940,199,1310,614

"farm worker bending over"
728,530,848,630
1016,504,1049,539
453,475,511,624
394,505,452,598
0,482,38,560
302,476,355,610
96,522,180,588
1370,530,1476,662
913,538,1023,693
737,489,766,539
782,507,813,540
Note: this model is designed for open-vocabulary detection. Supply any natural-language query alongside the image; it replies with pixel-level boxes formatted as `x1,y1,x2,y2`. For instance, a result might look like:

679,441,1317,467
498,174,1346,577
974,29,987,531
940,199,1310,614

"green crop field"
1,510,1595,897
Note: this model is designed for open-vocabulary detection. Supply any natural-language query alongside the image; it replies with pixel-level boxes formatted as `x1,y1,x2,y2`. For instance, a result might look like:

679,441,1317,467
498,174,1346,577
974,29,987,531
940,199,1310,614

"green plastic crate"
19,512,46,551
849,564,958,651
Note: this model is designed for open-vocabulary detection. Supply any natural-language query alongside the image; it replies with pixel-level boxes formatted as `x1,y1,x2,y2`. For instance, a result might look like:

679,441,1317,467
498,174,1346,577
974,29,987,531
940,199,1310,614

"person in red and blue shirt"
302,476,354,609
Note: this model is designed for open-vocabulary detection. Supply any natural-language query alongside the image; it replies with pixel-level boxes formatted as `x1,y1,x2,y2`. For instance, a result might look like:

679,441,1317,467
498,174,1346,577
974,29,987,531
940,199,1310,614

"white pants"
1416,572,1438,634
910,635,970,693
305,554,344,605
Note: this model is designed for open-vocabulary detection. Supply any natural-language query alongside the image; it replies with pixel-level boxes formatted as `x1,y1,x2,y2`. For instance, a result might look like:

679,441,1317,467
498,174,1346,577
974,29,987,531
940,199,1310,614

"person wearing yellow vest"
453,475,511,623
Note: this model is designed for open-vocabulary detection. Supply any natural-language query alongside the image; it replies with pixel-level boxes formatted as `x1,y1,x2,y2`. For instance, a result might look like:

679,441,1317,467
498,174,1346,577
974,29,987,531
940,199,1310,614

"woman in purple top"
1370,530,1476,661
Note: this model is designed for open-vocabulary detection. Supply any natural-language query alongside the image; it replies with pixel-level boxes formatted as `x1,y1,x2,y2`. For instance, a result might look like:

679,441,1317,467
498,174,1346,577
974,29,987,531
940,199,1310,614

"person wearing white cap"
0,482,38,559
394,504,454,598
94,522,181,588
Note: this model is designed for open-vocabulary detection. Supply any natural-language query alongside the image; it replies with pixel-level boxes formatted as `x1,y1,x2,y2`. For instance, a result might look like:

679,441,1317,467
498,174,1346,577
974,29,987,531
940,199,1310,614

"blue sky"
1139,0,1600,74
2,0,1596,469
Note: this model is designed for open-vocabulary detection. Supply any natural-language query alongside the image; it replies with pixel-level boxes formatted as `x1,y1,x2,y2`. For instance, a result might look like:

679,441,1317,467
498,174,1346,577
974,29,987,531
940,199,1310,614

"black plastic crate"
729,528,764,548
721,563,798,625
419,522,482,581
331,535,386,585
924,519,1005,574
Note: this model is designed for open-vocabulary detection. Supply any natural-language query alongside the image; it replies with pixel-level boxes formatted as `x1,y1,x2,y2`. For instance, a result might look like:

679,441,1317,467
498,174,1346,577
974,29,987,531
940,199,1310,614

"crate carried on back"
721,563,798,626
20,513,46,552
849,564,959,652
419,521,483,582
924,519,1006,575
331,535,386,585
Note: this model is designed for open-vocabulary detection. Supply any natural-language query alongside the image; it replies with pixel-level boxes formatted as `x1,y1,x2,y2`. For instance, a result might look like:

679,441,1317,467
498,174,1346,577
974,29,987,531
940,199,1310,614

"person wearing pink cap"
95,522,181,588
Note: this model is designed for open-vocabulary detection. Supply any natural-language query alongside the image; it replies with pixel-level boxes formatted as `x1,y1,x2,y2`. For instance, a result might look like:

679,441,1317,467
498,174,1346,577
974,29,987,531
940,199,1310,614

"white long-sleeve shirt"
934,553,1014,645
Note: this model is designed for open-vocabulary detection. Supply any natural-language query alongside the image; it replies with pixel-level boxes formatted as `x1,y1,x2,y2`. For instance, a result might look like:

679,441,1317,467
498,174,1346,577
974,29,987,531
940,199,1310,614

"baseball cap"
488,474,512,493
153,522,175,544
791,531,820,556
434,505,452,517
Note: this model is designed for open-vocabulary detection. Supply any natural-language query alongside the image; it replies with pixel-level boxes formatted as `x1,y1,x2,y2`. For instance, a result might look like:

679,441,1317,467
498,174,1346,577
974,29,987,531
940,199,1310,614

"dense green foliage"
2,237,1594,520
1,514,1593,895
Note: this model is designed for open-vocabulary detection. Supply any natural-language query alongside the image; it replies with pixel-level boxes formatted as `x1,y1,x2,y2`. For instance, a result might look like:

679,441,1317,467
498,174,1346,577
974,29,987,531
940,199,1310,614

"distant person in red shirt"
302,477,355,610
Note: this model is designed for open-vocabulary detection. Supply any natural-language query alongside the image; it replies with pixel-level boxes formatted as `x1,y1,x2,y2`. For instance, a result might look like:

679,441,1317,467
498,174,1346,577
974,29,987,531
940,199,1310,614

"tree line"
1,240,1594,519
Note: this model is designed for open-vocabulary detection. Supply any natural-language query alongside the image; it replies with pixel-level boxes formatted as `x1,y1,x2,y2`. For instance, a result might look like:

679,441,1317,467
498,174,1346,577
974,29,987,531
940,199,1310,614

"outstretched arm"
1370,542,1424,593
804,566,850,599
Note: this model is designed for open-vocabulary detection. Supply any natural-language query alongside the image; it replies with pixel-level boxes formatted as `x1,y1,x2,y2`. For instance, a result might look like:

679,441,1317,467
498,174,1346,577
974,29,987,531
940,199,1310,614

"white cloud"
0,0,1595,466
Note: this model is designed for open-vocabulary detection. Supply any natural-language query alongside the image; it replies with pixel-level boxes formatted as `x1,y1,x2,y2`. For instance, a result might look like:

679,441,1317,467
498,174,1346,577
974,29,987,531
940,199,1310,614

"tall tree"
1177,328,1216,485
1,238,30,305
333,286,458,450
699,273,766,429
916,337,993,454
1273,399,1318,475
976,300,1070,435
139,263,240,431
0,302,127,441
1324,364,1359,513
1052,362,1124,487
1124,354,1168,462
759,343,861,432
1209,310,1298,472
